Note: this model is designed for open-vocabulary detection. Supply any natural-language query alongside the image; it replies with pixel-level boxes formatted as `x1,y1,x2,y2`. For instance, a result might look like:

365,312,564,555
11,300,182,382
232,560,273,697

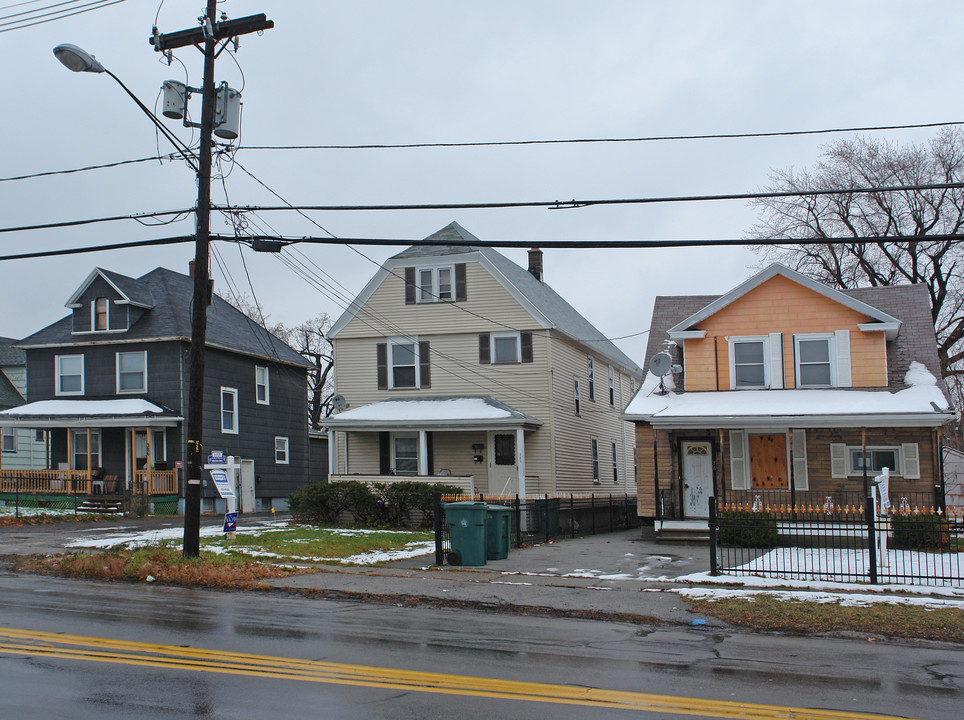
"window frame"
2,427,16,453
275,436,289,465
392,432,419,475
116,350,147,394
611,441,618,483
388,337,420,389
55,354,85,396
794,333,835,388
728,335,769,389
220,387,239,435
416,264,455,303
591,438,600,483
490,332,521,364
587,357,595,401
847,445,902,476
71,429,101,471
608,365,616,406
93,297,109,331
255,365,270,405
573,377,581,415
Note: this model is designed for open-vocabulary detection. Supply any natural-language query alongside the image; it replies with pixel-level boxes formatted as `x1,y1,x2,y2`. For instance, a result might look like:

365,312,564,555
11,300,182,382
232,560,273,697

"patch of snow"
330,397,513,422
0,399,167,417
904,361,937,387
675,587,964,610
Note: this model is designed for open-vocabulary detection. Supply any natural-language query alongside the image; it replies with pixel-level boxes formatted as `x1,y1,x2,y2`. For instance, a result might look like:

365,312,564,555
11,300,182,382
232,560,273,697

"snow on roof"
0,399,167,417
624,369,954,427
325,396,542,428
904,360,937,387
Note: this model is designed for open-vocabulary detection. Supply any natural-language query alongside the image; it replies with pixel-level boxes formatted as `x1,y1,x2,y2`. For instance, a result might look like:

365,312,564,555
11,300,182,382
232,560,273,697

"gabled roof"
668,263,901,340
643,273,945,395
65,268,155,309
330,222,641,374
20,268,309,368
0,337,24,367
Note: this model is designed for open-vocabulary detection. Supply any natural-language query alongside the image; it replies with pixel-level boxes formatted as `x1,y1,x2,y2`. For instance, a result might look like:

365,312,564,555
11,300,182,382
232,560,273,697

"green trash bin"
485,504,511,560
442,501,488,566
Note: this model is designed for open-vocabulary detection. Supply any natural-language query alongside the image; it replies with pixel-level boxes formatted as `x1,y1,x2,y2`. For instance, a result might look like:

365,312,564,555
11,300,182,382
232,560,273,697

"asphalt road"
0,571,960,719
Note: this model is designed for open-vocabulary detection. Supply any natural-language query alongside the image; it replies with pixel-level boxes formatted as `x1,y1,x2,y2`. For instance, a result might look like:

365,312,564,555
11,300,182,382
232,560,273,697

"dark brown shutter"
404,267,416,304
479,334,490,364
521,332,533,363
426,432,434,476
455,263,467,301
419,341,431,388
376,343,388,389
379,432,391,474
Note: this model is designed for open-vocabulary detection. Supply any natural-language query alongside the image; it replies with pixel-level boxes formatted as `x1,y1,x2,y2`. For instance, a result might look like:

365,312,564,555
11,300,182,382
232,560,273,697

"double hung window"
275,437,289,464
732,339,766,388
93,298,109,331
56,355,84,396
116,351,147,393
390,340,418,388
417,266,454,302
256,366,270,404
794,334,833,387
393,434,419,475
221,387,238,434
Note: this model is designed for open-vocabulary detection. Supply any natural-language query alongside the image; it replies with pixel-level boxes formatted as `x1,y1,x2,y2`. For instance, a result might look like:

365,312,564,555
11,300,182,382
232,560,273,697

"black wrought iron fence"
710,496,963,586
433,493,639,566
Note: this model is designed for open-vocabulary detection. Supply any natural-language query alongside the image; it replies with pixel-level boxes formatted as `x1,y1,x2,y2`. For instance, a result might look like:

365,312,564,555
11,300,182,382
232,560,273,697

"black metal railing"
710,495,963,586
433,493,639,566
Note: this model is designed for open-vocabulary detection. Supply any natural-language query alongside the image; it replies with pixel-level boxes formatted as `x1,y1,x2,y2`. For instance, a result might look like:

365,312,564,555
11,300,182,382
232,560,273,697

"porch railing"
0,469,92,495
329,473,475,495
133,469,178,494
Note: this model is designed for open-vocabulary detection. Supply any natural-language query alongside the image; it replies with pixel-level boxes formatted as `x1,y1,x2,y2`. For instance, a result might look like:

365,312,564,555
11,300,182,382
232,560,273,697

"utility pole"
151,4,273,557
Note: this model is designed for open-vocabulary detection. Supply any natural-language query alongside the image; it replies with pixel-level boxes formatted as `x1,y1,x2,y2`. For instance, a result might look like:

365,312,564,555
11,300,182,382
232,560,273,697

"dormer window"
418,266,454,302
727,334,782,389
93,298,109,331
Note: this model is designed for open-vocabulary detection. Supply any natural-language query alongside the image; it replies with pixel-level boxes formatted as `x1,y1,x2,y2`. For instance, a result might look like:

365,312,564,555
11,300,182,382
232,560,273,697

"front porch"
0,468,177,496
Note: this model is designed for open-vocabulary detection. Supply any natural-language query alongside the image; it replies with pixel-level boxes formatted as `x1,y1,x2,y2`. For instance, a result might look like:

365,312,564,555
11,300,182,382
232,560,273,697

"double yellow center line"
0,627,913,719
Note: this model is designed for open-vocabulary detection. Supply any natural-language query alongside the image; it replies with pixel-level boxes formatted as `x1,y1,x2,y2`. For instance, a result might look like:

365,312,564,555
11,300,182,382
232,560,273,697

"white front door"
487,432,519,496
682,441,713,518
239,458,256,513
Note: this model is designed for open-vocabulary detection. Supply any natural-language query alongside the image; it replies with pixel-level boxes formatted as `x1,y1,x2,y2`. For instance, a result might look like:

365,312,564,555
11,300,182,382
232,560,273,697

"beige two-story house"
624,263,955,522
325,222,643,496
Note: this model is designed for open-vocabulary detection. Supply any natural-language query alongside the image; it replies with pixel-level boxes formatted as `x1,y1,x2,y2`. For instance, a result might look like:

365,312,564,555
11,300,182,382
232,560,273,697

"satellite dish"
649,352,674,377
332,395,347,411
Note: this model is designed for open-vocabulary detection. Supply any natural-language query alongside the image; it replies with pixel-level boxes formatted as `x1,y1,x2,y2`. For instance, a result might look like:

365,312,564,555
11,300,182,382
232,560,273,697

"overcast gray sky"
4,1,964,365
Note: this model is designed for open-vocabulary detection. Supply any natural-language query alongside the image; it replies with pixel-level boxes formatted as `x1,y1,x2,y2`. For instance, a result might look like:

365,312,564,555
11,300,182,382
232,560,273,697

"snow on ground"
675,587,964,610
1,506,80,518
63,520,435,565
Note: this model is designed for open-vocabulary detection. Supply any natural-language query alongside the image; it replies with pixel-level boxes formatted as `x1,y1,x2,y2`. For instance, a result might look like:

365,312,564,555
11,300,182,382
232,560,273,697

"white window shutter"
835,330,852,387
791,429,808,490
729,430,748,490
768,332,783,389
830,443,848,478
901,443,920,479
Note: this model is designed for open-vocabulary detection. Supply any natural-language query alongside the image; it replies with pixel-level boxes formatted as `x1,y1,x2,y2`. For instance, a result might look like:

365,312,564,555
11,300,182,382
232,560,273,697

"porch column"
145,427,152,493
516,428,526,497
418,431,428,476
328,431,337,476
85,428,91,479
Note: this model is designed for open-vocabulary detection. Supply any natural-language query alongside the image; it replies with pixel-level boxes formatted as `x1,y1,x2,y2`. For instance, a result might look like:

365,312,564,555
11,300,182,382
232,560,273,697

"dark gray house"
0,267,311,513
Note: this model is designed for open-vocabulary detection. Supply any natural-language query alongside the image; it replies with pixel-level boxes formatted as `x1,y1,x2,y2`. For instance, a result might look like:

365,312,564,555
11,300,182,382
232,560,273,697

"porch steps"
77,497,123,515
655,520,710,543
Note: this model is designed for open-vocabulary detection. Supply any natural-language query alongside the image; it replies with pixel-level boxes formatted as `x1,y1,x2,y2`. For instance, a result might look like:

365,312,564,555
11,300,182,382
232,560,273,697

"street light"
52,44,198,171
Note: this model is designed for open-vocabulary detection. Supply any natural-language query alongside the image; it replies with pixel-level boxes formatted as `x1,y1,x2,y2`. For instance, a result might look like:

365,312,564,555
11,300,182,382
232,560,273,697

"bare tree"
218,292,334,429
750,129,964,385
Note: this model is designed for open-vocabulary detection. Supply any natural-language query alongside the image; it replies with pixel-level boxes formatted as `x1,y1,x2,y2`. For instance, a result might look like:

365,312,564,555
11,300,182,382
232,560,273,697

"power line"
237,120,964,152
215,181,964,214
7,180,963,236
0,154,181,183
0,0,125,33
0,235,192,261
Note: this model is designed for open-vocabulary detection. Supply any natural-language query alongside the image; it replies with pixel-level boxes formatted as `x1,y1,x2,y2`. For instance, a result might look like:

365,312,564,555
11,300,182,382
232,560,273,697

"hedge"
288,481,464,528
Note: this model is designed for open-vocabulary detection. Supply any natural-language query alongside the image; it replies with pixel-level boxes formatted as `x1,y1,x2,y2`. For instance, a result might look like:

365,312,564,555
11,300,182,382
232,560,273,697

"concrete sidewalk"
265,528,720,626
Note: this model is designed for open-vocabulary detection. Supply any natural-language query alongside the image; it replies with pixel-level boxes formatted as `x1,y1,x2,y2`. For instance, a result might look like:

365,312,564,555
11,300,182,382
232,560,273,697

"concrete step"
77,499,123,514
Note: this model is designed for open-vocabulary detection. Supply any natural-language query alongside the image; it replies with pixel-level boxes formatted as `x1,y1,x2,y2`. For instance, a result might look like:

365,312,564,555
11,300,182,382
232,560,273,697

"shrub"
718,510,778,548
890,514,951,551
288,482,351,524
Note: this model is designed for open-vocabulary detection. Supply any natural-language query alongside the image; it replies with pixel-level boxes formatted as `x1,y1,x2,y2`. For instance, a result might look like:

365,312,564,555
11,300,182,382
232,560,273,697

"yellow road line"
0,627,917,720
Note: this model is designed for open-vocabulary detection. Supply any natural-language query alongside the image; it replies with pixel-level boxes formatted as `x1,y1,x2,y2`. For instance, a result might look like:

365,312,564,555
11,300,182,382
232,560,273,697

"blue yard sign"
223,512,238,533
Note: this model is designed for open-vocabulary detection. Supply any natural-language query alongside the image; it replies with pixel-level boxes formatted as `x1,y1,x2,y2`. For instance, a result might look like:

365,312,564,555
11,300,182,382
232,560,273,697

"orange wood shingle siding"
683,275,888,390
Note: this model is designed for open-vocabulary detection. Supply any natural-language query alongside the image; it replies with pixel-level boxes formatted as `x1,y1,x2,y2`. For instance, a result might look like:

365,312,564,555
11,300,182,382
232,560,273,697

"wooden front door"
749,434,788,489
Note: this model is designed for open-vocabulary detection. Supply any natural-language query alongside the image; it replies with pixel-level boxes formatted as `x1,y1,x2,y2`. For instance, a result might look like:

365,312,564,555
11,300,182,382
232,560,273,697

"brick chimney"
528,247,544,283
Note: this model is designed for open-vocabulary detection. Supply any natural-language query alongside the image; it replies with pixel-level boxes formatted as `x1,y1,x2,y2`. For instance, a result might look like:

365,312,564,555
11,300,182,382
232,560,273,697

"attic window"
418,266,453,302
93,298,109,331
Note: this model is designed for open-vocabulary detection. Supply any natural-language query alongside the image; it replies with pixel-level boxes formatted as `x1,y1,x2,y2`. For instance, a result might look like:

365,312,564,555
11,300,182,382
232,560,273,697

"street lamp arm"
102,68,200,172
